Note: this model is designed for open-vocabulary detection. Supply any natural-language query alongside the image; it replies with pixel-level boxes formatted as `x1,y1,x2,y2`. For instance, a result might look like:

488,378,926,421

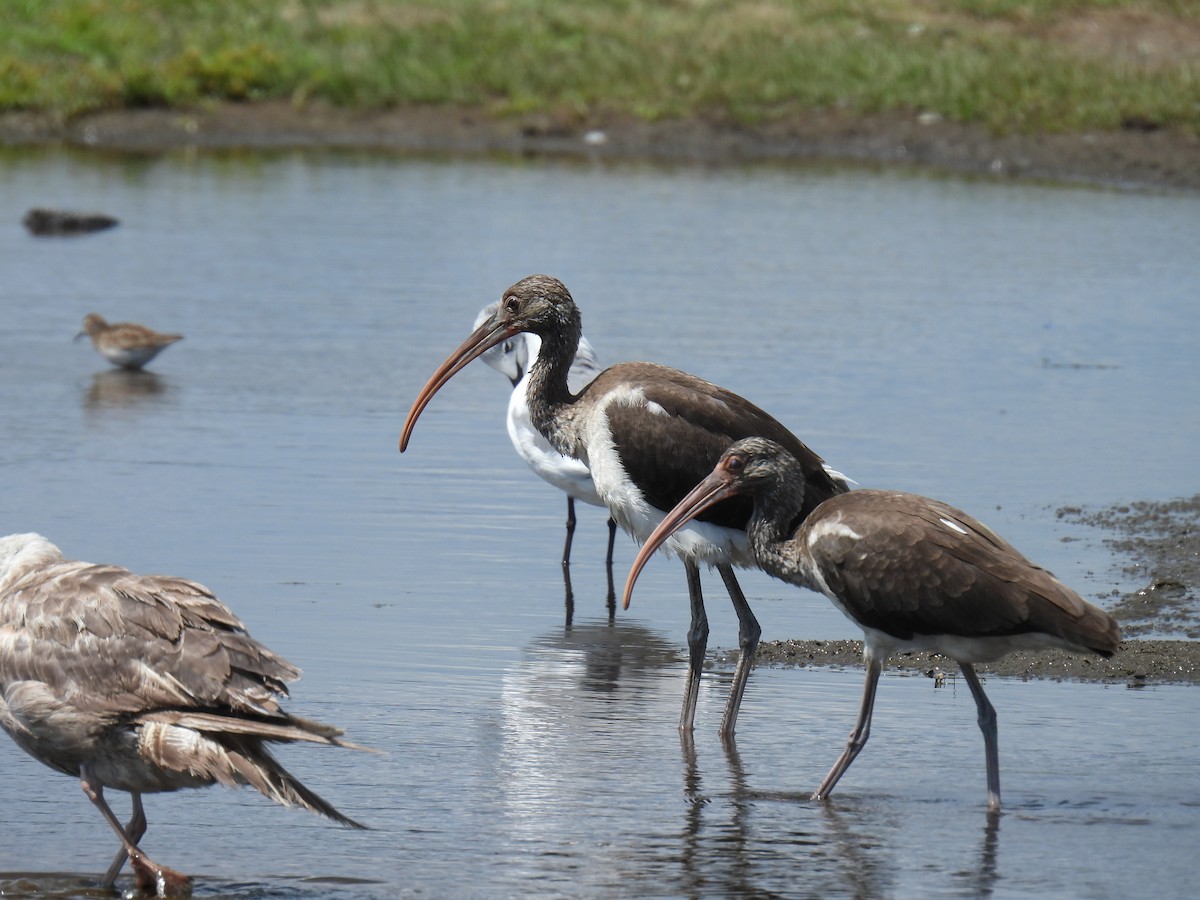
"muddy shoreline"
3,102,1200,192
740,637,1199,687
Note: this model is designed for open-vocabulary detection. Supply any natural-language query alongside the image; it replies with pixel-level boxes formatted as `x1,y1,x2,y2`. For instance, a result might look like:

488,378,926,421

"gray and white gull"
0,533,365,896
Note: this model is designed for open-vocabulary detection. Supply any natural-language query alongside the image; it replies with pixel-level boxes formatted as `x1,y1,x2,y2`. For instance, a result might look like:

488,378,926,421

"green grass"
1,0,1196,134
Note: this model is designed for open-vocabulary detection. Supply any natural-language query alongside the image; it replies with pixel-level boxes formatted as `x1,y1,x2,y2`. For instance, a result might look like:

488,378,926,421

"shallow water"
1,148,1198,897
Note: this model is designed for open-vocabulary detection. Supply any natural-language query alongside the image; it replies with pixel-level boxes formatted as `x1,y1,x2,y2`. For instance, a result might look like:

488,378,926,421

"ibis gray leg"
960,662,1002,812
717,564,760,738
80,764,192,895
604,518,618,616
680,559,709,733
561,497,578,568
100,792,146,887
813,656,883,802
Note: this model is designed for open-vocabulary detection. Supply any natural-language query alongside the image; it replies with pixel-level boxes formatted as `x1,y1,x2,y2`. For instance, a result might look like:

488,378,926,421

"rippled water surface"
2,148,1197,897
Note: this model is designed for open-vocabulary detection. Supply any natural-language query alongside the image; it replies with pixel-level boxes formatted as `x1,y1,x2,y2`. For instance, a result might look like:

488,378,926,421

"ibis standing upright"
474,302,618,573
623,438,1122,810
402,275,849,736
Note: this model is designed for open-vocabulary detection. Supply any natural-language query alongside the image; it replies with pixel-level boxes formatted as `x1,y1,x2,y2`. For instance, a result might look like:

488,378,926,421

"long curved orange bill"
622,470,740,611
399,316,515,452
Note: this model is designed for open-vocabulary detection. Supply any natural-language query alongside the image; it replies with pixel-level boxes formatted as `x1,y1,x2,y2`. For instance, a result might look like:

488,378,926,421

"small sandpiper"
76,313,183,370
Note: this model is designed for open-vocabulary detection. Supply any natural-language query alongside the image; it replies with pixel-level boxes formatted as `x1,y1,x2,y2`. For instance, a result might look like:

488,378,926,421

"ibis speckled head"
400,275,582,452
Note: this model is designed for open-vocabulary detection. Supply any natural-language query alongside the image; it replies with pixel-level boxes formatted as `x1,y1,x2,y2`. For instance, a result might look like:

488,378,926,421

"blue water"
1,147,1197,897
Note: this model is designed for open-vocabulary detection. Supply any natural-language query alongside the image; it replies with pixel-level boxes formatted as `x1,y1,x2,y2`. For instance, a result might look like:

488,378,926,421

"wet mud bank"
742,636,1199,687
746,495,1200,686
2,102,1199,192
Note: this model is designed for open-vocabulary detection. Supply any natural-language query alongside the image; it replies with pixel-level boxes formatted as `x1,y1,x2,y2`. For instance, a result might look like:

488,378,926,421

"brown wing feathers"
138,720,366,829
9,558,364,784
603,363,843,527
812,492,1119,654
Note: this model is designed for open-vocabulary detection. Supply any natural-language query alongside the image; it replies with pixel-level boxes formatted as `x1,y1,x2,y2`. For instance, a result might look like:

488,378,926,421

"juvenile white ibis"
474,302,618,570
76,313,183,370
401,275,849,736
623,438,1122,811
0,533,366,895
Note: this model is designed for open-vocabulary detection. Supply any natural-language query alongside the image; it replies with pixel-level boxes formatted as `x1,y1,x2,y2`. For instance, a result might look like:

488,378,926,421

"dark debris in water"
22,208,119,236
1041,357,1119,370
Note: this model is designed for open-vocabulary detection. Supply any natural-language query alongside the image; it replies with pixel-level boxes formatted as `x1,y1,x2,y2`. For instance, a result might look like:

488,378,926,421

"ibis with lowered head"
623,438,1121,810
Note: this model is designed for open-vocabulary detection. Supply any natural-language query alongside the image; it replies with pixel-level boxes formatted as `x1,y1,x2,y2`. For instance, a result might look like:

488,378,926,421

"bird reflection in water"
503,619,681,716
679,733,1003,896
678,734,851,897
562,552,618,630
972,812,1002,897
678,733,754,897
83,369,172,415
496,618,682,863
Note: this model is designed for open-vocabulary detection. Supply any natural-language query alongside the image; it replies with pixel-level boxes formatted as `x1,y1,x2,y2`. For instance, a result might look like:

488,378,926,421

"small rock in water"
23,208,119,236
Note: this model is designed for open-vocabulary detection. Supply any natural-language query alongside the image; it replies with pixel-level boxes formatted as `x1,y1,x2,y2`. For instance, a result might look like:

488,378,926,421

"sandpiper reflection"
83,369,172,414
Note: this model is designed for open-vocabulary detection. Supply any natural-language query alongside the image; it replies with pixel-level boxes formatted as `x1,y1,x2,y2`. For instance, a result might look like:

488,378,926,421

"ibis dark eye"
726,455,745,474
503,295,520,315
